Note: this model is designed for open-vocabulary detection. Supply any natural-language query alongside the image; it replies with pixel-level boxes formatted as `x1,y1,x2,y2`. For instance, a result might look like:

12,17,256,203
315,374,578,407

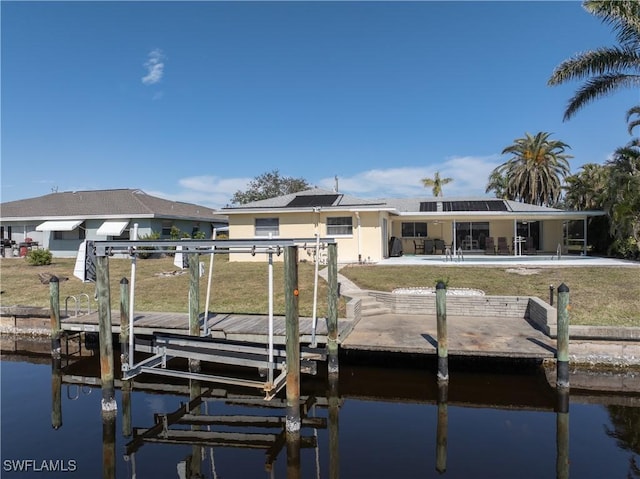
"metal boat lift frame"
90,237,338,400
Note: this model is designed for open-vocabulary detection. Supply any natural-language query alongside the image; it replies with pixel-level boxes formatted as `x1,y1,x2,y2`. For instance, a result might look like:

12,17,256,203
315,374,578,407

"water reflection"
1,342,640,478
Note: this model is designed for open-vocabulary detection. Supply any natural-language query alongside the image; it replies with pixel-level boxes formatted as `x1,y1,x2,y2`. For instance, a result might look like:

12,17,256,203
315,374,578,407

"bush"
137,232,161,259
26,248,53,266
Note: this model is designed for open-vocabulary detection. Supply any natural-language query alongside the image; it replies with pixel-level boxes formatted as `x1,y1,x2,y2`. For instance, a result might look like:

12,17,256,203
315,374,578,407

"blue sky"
1,1,636,209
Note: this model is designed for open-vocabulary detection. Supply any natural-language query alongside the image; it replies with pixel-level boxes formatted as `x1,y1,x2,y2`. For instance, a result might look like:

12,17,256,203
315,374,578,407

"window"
255,218,279,237
161,221,173,237
53,223,85,240
327,217,353,236
401,222,428,237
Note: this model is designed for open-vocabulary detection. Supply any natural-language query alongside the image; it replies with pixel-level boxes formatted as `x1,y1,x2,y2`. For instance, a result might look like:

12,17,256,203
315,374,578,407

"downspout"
355,211,362,263
513,219,518,256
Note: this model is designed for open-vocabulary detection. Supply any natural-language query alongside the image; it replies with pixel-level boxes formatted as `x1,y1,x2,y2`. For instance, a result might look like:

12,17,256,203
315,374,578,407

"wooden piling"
328,372,340,479
96,254,117,413
188,379,203,479
556,283,570,389
556,388,570,479
122,379,132,438
436,281,448,382
188,251,201,373
51,356,62,430
436,381,448,474
327,242,339,375
119,278,130,367
49,276,61,357
284,245,301,434
102,412,116,479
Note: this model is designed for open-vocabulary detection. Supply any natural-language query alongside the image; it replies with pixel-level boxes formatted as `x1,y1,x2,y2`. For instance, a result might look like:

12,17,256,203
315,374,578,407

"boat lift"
85,237,339,400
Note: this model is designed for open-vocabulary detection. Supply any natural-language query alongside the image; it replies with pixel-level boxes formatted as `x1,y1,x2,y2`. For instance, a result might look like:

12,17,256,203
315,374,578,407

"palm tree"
485,170,513,200
421,171,453,197
606,138,640,252
492,132,572,207
548,0,640,120
563,163,609,210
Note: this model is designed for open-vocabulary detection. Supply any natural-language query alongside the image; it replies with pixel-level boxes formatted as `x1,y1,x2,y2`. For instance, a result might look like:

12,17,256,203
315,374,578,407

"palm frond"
563,73,640,120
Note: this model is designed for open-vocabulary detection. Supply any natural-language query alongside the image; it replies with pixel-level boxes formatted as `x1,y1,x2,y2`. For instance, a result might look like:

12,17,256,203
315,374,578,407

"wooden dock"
60,309,556,360
61,311,358,345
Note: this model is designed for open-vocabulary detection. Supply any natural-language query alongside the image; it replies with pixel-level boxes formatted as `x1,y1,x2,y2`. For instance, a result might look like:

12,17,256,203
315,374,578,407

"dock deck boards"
60,310,556,359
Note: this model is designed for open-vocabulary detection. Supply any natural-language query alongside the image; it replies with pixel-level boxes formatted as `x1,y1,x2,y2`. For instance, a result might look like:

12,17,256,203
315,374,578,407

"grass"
1,256,639,327
0,255,341,318
339,264,640,327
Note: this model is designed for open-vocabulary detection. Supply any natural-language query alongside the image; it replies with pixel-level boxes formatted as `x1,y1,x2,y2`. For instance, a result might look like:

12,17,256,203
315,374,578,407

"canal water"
1,341,639,479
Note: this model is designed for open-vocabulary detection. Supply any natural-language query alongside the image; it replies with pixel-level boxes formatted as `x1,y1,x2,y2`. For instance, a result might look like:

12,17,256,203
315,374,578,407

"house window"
53,223,85,240
327,217,353,236
161,221,173,237
401,222,428,238
255,218,279,237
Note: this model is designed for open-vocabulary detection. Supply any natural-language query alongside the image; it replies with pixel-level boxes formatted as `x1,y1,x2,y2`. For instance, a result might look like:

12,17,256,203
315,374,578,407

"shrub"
137,231,161,259
26,248,53,266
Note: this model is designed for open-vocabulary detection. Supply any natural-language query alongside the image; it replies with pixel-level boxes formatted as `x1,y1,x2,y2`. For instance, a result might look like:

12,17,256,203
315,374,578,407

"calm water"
1,344,639,479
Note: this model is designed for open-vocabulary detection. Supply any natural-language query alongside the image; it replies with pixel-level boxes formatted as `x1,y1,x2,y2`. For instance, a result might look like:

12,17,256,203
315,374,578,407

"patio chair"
434,239,445,255
413,239,425,255
484,236,496,255
497,237,510,255
424,238,435,255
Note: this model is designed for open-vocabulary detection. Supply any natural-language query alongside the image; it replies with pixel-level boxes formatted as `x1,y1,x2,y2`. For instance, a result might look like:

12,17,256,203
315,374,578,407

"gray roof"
379,196,563,213
223,187,388,210
0,189,227,222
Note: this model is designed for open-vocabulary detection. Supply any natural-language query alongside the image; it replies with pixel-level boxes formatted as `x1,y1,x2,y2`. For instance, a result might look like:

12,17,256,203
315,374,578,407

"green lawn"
339,263,640,327
1,256,639,327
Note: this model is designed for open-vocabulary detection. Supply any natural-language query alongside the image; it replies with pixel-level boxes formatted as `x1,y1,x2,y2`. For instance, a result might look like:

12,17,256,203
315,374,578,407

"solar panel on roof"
419,202,438,212
439,200,508,212
287,194,339,207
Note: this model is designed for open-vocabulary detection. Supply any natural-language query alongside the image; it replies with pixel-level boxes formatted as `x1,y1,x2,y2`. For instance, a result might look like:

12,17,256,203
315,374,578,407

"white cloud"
141,49,165,85
318,155,503,199
147,156,504,210
146,175,252,209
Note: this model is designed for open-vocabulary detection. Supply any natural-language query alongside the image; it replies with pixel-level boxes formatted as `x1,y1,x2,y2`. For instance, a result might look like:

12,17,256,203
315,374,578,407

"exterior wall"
228,211,385,264
1,218,215,258
542,220,564,253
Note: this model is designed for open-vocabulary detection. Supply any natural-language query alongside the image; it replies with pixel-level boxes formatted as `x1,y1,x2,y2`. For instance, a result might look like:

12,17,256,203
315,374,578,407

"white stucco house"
222,188,605,264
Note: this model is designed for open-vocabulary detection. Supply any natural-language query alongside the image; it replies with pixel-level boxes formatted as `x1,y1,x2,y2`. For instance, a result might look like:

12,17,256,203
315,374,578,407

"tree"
548,0,640,120
485,170,513,200
563,163,609,210
491,132,572,207
605,138,640,257
231,170,312,205
421,171,453,197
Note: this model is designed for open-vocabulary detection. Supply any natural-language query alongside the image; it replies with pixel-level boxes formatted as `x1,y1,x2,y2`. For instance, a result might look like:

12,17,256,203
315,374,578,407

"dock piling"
119,278,130,367
556,388,570,479
49,276,61,357
436,281,448,382
51,356,62,430
556,283,570,389
436,381,448,474
188,251,201,373
327,242,339,375
96,254,117,413
284,246,301,434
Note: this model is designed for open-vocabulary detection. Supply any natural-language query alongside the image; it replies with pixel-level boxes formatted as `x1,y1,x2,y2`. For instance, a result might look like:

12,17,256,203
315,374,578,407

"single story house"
222,188,605,263
0,189,228,258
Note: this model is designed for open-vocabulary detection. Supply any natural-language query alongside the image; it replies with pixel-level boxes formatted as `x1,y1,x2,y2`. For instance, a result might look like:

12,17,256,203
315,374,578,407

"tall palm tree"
421,171,453,197
492,132,572,207
564,163,609,210
485,170,513,200
548,0,640,120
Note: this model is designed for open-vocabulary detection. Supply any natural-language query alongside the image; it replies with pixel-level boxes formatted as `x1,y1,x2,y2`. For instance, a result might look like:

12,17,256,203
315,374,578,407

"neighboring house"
0,189,228,258
222,188,605,263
